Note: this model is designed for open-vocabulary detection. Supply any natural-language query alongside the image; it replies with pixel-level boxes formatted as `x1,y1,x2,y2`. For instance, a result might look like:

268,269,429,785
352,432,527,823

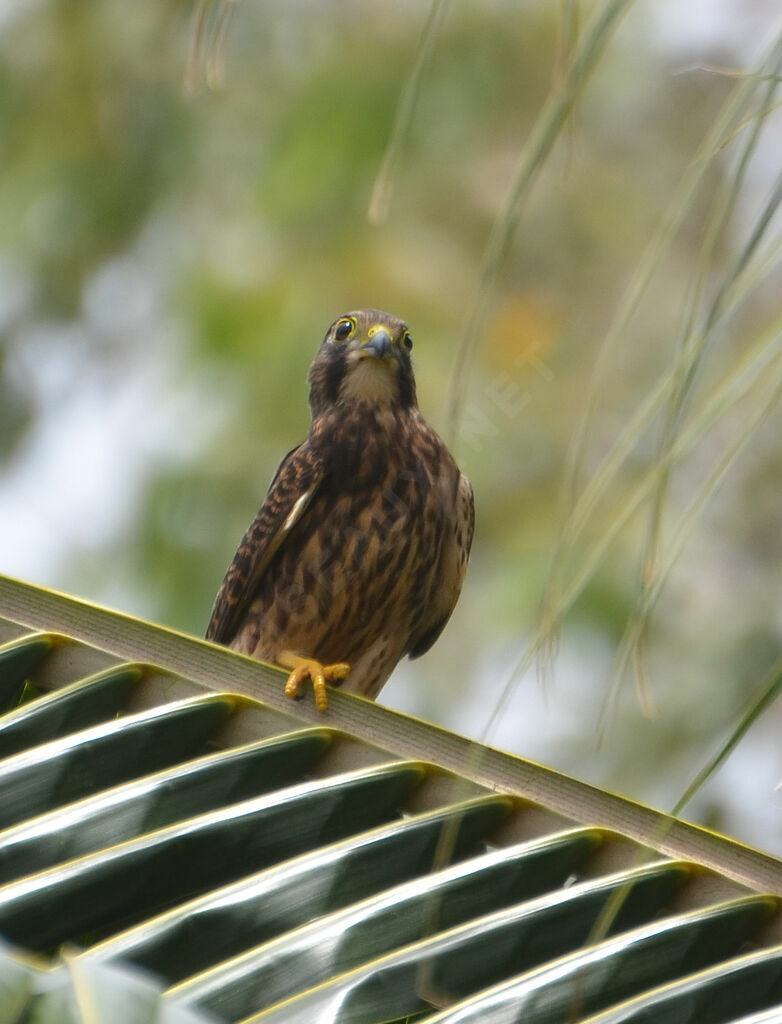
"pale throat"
340,358,399,406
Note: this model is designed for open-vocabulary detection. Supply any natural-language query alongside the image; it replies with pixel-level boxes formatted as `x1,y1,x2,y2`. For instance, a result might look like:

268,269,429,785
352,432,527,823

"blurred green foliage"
1,1,782,852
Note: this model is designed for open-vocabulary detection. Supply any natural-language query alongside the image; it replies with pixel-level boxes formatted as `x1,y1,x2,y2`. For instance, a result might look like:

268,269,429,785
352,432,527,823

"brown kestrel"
206,309,474,711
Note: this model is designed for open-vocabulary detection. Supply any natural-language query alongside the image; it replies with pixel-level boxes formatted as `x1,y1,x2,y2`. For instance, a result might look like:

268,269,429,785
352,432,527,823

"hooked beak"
359,326,393,360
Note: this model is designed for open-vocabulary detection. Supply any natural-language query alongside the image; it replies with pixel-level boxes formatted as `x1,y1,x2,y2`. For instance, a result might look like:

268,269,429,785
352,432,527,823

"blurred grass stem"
484,310,782,745
368,0,451,226
539,32,782,685
445,0,635,448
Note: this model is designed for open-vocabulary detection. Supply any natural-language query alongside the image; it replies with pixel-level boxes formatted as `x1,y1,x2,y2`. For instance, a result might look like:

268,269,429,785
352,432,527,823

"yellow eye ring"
402,331,413,351
334,317,356,342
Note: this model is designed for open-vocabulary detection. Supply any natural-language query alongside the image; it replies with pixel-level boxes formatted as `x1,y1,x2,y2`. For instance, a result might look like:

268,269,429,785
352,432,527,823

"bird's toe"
279,652,351,712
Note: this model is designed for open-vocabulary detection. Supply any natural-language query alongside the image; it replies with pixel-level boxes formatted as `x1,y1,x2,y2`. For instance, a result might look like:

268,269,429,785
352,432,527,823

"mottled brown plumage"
206,309,474,710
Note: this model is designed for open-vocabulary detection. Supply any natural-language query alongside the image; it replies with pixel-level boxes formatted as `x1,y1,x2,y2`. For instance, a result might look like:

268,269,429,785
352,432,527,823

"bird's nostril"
365,328,392,357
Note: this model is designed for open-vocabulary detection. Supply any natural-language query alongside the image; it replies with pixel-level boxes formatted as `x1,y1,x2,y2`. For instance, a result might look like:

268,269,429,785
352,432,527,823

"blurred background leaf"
1,0,782,854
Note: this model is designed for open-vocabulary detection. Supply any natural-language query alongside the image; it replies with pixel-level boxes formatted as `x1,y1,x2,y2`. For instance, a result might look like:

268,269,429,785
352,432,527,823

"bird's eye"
334,318,354,342
403,332,413,351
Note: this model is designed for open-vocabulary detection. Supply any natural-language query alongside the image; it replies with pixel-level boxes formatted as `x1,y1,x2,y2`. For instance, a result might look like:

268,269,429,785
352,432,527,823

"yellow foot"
278,651,350,713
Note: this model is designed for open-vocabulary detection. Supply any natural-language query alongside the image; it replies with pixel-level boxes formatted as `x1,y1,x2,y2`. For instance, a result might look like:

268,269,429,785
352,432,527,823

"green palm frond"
0,574,780,1023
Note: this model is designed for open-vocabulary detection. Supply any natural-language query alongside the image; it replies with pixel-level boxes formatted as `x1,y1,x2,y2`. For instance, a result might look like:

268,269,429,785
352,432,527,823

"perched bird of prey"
206,309,474,711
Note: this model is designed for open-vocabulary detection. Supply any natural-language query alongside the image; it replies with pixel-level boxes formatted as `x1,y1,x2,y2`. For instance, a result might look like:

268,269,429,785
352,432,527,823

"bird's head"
308,309,417,417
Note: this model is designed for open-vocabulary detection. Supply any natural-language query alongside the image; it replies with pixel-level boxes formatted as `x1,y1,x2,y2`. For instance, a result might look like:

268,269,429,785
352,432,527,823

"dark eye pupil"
335,320,352,341
404,333,413,350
